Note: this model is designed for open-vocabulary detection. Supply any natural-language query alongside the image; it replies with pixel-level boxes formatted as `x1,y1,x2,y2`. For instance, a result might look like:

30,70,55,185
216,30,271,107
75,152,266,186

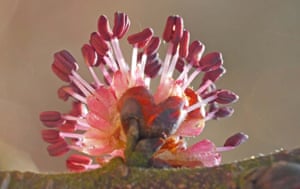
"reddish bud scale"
98,15,113,41
127,28,154,48
90,32,109,57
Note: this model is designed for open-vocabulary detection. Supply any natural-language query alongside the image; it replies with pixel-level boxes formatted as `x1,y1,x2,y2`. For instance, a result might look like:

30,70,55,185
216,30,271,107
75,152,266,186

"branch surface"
0,148,300,189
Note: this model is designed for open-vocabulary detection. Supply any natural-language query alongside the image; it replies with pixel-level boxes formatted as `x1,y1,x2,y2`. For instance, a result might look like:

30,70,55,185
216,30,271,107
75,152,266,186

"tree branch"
0,147,299,189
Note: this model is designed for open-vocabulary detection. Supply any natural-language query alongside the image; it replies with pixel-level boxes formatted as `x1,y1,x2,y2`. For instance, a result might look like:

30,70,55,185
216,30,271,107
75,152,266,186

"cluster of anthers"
40,12,248,172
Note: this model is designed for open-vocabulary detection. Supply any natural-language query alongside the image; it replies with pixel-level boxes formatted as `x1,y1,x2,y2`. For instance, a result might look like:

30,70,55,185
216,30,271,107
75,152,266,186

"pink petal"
111,71,129,98
186,139,216,154
175,118,205,137
86,113,112,132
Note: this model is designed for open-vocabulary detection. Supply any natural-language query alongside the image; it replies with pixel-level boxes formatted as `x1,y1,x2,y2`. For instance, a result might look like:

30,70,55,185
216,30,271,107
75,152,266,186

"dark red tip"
69,101,85,116
57,86,70,101
66,154,92,172
175,58,185,72
51,64,71,82
179,30,190,58
172,16,184,44
214,107,234,119
67,154,91,165
41,129,62,144
52,50,78,82
199,52,223,72
97,15,113,41
216,90,239,104
202,66,226,83
186,40,205,65
144,37,161,55
59,121,76,132
162,15,184,44
145,57,161,78
224,132,248,147
47,140,69,156
53,50,78,74
113,12,130,39
81,44,97,67
127,28,154,48
90,32,109,57
163,16,176,42
40,111,64,128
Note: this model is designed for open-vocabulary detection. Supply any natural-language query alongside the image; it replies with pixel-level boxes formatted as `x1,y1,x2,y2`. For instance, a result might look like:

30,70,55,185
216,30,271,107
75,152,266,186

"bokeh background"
0,0,299,172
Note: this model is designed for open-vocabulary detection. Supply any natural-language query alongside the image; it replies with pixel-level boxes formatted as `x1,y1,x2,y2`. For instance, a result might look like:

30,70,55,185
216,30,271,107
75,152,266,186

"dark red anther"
172,16,184,44
69,101,85,116
202,66,226,83
97,15,113,41
163,16,176,42
113,12,130,39
186,41,204,65
81,44,97,67
175,58,185,72
127,28,154,48
41,129,62,144
144,37,161,55
163,15,184,44
40,111,64,128
145,58,161,78
214,107,234,119
67,154,92,165
199,52,223,72
216,90,239,104
179,30,190,58
66,154,92,172
47,140,69,156
57,86,70,101
51,64,71,82
53,50,78,73
59,121,76,132
90,32,109,57
224,132,248,147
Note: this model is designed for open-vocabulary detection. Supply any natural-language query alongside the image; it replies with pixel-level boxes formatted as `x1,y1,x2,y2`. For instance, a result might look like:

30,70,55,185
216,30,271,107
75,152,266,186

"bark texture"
0,148,300,189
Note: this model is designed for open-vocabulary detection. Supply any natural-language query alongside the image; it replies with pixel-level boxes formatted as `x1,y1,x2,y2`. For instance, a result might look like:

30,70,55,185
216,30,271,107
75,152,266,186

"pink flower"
40,12,247,172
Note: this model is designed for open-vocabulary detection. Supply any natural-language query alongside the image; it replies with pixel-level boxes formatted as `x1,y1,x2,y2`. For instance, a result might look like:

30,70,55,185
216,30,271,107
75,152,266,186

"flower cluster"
40,12,247,172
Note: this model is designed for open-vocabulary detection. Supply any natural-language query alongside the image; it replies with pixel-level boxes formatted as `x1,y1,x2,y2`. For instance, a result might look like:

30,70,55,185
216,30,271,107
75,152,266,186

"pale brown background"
0,0,299,172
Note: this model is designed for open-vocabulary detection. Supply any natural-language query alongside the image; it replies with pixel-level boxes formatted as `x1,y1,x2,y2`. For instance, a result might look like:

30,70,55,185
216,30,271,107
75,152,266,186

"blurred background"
0,0,299,172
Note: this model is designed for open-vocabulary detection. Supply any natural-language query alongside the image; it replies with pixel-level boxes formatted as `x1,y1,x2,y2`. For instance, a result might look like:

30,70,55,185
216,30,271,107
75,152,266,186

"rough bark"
0,148,299,189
